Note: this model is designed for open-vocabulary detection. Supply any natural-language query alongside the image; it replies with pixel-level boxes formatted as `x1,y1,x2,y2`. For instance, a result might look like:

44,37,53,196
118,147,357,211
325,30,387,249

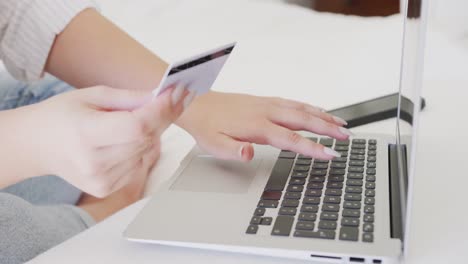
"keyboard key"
312,163,328,169
363,233,374,242
246,225,258,234
250,216,262,225
320,212,338,221
305,189,322,197
343,201,361,209
309,176,326,183
279,207,297,216
365,190,375,197
297,154,312,160
367,162,376,168
366,182,376,189
341,217,359,227
296,159,312,166
334,145,349,151
307,182,324,189
254,208,265,216
279,151,296,159
327,182,344,189
290,178,306,185
368,139,377,145
364,205,375,214
332,157,348,163
368,150,377,156
363,223,374,232
282,199,300,207
296,221,314,230
320,138,334,147
301,205,319,213
366,175,376,182
285,192,301,200
329,176,344,182
292,172,308,178
350,155,365,161
322,204,340,212
342,209,360,218
368,145,377,150
351,144,366,149
364,197,375,205
339,227,359,241
258,200,279,208
261,191,282,200
352,139,366,144
348,173,364,180
303,197,321,205
323,196,341,204
260,217,273,225
349,160,365,167
330,163,346,169
348,167,364,173
364,214,375,223
310,170,327,176
265,159,294,191
287,185,304,192
325,189,342,196
351,149,366,155
294,165,310,172
344,194,362,201
314,159,329,164
271,216,294,236
345,186,362,193
347,180,363,186
299,213,317,222
335,140,350,146
367,156,377,162
294,230,335,239
330,169,346,175
307,137,318,142
318,221,338,230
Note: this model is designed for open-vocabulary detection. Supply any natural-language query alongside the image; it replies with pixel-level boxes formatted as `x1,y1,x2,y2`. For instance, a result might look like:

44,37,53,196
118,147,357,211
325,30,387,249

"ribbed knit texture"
0,0,98,82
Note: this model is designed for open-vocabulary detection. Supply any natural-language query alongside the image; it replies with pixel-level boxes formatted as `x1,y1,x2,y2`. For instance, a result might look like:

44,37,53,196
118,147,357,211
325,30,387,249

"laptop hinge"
388,144,408,240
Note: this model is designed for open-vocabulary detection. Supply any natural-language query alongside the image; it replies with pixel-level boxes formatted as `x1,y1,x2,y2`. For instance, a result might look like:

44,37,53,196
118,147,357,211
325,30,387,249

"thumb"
199,133,255,162
82,86,152,111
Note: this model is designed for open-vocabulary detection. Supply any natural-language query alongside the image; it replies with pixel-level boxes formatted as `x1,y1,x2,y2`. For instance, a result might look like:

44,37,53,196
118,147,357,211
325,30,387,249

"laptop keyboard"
246,138,377,243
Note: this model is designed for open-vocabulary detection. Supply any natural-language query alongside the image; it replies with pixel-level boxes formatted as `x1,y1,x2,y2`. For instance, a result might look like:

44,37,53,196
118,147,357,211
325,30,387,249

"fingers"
269,107,352,141
268,97,348,126
198,133,254,162
262,124,341,160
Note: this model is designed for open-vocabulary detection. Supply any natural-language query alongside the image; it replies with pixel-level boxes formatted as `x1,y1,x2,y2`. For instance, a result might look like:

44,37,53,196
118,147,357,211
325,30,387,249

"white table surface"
29,0,468,263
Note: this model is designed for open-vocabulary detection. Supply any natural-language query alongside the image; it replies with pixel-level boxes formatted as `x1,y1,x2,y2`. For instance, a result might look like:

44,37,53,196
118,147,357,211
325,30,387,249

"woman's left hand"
176,91,353,161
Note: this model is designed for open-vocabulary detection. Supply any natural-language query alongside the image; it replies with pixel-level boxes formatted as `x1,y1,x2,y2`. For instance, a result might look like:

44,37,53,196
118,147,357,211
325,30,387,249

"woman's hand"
177,92,352,161
26,85,189,197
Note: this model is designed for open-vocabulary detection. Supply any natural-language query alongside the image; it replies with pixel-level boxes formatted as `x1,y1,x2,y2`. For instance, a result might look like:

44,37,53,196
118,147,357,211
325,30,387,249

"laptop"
124,0,428,262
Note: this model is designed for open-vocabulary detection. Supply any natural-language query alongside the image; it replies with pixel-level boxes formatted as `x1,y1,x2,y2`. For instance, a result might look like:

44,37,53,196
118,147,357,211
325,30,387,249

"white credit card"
152,42,236,97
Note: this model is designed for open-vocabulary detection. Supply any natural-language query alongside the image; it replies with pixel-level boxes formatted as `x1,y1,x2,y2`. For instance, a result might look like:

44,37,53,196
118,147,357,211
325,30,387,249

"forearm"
0,106,44,188
45,9,168,91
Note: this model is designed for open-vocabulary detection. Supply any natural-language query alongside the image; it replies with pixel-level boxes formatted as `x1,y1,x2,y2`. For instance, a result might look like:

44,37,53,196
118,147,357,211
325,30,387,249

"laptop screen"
396,0,428,253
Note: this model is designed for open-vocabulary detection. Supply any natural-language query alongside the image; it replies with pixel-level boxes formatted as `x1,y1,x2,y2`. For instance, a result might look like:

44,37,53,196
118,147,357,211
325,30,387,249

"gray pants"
0,72,95,264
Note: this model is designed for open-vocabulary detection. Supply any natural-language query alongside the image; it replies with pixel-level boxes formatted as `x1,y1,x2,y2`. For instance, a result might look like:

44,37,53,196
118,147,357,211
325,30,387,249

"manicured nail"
183,90,197,110
339,126,354,137
239,145,245,159
333,115,348,126
171,84,186,106
324,147,341,158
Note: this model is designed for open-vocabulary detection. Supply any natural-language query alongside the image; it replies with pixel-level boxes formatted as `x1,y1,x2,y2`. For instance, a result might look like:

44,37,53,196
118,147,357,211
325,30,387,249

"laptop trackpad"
170,156,261,193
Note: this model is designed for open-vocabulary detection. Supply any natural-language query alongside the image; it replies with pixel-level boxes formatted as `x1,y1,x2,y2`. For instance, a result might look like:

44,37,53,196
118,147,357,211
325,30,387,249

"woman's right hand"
27,85,189,197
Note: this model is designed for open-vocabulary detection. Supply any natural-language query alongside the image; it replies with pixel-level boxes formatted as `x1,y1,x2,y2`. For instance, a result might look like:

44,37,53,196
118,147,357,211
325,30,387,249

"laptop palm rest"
170,156,261,194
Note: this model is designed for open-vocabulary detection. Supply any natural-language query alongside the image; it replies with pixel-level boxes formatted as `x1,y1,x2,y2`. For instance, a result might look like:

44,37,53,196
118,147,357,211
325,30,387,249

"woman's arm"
45,8,167,91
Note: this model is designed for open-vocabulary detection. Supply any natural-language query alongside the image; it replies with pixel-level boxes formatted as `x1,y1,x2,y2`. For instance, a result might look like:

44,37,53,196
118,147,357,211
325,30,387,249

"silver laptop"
124,0,428,262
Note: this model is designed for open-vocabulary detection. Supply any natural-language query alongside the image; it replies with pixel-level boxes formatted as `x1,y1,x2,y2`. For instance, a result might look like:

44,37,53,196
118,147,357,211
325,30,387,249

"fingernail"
339,126,354,137
332,115,348,126
171,84,186,106
183,90,197,110
324,147,341,158
239,145,245,159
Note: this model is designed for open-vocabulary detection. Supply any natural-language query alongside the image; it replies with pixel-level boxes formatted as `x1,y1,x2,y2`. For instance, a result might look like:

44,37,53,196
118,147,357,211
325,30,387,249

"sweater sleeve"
0,0,99,82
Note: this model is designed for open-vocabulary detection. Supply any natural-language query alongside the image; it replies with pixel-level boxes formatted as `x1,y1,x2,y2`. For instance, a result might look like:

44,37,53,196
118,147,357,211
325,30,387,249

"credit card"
152,42,236,97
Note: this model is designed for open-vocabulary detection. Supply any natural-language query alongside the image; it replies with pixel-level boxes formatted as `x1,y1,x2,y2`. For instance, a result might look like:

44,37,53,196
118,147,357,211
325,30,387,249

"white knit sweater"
0,0,98,82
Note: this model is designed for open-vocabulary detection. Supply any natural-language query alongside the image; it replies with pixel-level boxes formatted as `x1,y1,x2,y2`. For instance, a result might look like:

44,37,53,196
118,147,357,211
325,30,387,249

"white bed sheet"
94,0,468,195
